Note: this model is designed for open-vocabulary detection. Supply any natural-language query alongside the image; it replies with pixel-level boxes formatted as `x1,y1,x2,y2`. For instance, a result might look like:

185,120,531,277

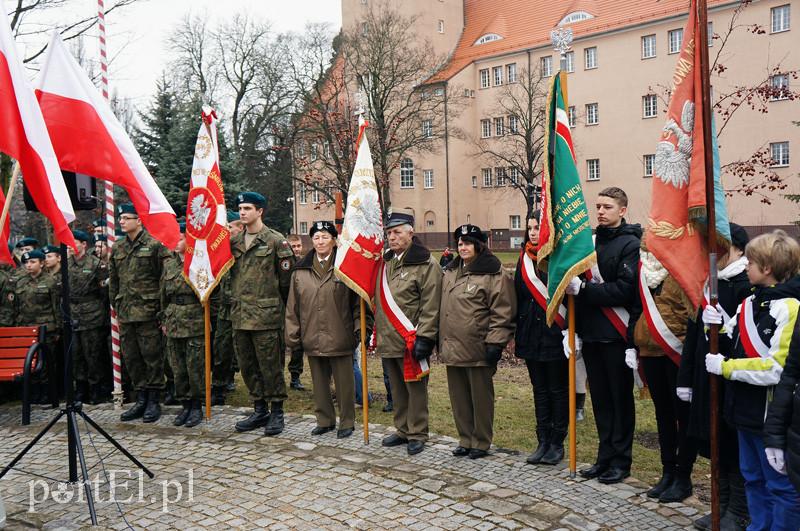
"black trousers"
525,358,569,446
641,356,696,474
583,341,635,470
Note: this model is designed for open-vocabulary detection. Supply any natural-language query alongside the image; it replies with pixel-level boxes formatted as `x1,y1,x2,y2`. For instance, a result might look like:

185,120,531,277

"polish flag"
35,33,179,249
0,14,76,248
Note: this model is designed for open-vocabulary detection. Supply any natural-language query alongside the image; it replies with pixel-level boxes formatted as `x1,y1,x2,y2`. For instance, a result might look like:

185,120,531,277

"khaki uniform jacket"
439,253,516,367
374,239,442,358
229,225,294,331
109,230,169,323
285,248,372,357
633,274,693,357
159,254,204,338
68,253,108,331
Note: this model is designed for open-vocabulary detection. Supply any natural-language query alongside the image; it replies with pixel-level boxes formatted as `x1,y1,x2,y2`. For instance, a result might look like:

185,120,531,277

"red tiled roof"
431,0,733,81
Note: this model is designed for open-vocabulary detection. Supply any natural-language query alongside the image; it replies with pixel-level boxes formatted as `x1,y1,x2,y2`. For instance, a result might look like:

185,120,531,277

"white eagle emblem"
655,100,694,189
189,193,212,231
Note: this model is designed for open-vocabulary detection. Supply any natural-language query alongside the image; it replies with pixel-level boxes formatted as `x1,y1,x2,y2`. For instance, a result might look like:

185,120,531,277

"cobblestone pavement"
0,403,705,530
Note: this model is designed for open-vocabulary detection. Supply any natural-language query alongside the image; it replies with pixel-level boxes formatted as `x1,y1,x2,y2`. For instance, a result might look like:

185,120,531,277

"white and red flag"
0,14,76,248
183,108,233,302
334,116,384,302
35,33,179,249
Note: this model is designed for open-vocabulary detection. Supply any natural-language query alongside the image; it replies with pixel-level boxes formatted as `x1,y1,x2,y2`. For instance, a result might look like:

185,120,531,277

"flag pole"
360,299,369,444
696,1,720,529
204,300,212,420
0,163,20,241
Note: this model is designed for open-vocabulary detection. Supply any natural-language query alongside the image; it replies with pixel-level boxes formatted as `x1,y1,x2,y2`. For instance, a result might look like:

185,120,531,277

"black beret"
15,237,39,248
309,220,338,238
729,223,749,252
43,245,61,255
22,249,45,262
236,192,266,208
454,224,487,243
117,203,137,216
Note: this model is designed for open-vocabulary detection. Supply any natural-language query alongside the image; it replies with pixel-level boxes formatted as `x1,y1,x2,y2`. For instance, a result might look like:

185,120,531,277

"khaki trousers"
308,355,355,429
383,357,429,442
446,365,496,451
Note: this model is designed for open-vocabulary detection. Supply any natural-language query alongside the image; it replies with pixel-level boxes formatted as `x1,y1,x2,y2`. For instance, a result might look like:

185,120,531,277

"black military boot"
264,401,285,436
173,400,191,426
289,373,304,391
540,432,565,465
120,390,147,421
659,471,693,503
235,400,269,432
89,385,109,405
211,386,226,406
184,400,203,428
74,381,89,403
720,471,750,530
142,390,161,423
647,466,677,498
526,430,550,464
163,383,178,406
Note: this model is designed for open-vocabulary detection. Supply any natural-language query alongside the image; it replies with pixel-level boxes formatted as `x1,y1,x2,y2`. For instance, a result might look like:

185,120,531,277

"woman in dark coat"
514,211,569,465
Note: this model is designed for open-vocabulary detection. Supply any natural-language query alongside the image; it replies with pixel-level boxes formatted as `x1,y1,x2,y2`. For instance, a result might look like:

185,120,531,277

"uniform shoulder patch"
280,259,292,271
7,293,13,302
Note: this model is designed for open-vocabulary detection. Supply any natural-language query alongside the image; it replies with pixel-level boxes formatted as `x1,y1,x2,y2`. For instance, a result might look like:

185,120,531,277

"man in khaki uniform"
230,192,295,435
284,233,306,390
374,211,442,455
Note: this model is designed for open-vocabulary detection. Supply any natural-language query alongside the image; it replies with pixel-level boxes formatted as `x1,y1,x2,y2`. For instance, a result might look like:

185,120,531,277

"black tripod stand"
0,243,153,525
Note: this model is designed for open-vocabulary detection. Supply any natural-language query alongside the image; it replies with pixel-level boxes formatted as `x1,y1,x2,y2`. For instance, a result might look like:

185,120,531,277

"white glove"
702,304,724,326
562,330,582,359
676,387,693,402
765,447,787,475
565,277,582,296
355,344,362,358
705,353,725,375
624,348,638,370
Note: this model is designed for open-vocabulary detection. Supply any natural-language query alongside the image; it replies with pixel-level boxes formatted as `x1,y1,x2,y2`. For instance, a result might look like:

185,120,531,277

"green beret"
117,203,137,216
96,234,107,242
72,230,94,244
91,218,104,228
43,244,61,255
178,222,186,234
236,192,266,208
15,237,39,249
22,249,45,262
227,210,240,223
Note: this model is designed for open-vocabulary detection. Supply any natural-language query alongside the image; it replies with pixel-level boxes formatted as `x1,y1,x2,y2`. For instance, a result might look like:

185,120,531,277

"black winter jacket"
513,257,564,362
576,221,642,345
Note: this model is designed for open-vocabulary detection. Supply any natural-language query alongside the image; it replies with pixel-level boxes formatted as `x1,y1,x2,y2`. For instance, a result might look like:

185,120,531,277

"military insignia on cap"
317,222,324,230
280,259,291,271
238,194,244,202
461,225,468,235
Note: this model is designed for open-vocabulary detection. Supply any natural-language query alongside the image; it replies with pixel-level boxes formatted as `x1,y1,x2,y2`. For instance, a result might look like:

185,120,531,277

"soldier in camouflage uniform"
109,203,170,423
160,227,206,428
0,261,17,327
230,192,295,435
43,245,62,278
68,230,109,404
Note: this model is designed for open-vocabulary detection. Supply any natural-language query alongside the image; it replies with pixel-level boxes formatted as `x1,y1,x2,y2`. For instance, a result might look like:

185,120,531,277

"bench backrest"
0,327,43,376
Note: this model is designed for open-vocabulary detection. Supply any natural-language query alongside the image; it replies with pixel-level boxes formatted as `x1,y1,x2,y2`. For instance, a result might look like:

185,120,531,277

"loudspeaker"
24,171,97,212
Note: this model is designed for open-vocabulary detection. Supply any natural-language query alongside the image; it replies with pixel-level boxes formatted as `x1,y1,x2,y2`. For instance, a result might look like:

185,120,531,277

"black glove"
485,344,504,365
413,336,435,361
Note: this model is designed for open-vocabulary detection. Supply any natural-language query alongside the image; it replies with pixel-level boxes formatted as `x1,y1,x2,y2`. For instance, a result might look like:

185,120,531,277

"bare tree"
167,13,220,100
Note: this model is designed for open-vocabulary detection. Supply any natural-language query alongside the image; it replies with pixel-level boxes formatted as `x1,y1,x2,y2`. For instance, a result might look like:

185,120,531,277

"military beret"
91,218,104,228
385,209,414,230
227,210,240,223
729,223,749,252
178,222,186,234
22,249,45,262
236,192,266,208
117,203,137,216
43,244,61,255
15,237,39,249
309,220,338,238
72,230,94,244
454,223,487,244
96,234,107,242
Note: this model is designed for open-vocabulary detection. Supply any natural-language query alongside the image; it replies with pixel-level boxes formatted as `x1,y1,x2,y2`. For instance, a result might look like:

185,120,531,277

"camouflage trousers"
212,318,235,387
168,336,205,401
119,320,164,390
233,329,287,403
73,327,108,387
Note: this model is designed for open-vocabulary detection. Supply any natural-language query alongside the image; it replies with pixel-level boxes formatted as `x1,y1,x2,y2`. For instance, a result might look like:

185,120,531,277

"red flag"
0,14,76,248
34,33,179,249
183,108,233,303
334,116,384,303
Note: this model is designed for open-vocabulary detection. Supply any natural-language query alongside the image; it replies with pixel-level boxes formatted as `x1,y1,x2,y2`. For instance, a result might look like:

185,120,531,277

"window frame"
400,158,415,188
641,34,657,59
510,215,521,230
540,56,553,77
482,168,493,188
565,50,575,73
493,65,503,86
299,221,308,234
298,182,308,204
568,105,577,127
480,119,492,138
495,167,507,186
508,114,519,134
584,46,597,69
422,119,433,138
586,103,599,125
770,141,790,167
643,154,655,177
668,28,684,54
438,19,444,33
506,63,518,83
587,159,600,181
423,169,434,189
642,94,658,118
494,116,505,136
770,74,790,101
771,4,790,33
479,68,490,89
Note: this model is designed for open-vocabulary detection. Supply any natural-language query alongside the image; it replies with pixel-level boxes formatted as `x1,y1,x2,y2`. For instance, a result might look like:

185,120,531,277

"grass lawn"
227,355,712,498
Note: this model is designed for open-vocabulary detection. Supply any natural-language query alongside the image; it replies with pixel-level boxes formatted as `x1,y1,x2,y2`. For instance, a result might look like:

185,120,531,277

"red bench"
0,326,50,425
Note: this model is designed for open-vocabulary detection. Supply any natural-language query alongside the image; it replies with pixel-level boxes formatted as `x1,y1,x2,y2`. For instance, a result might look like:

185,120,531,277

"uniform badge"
280,259,291,271
400,271,408,279
7,293,13,302
317,222,324,230
466,284,476,293
461,225,469,235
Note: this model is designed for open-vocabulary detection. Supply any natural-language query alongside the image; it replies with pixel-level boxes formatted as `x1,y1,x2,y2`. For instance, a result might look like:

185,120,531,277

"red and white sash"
638,264,682,365
520,253,566,329
736,296,770,359
585,264,630,339
379,262,430,381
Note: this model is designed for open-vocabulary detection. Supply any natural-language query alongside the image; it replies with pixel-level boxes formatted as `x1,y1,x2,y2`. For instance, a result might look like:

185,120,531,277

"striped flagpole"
97,0,122,409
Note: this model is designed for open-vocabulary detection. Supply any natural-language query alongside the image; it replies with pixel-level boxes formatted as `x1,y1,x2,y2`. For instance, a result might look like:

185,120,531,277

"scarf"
525,241,537,261
718,256,748,281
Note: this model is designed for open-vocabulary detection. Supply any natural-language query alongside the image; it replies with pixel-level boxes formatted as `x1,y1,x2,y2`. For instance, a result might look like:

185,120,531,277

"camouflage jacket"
229,225,294,331
0,264,17,327
109,230,169,323
68,253,108,331
217,274,232,321
159,254,203,338
13,272,61,333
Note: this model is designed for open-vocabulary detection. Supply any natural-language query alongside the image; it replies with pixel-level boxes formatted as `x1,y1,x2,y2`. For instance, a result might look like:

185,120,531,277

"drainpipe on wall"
444,81,452,248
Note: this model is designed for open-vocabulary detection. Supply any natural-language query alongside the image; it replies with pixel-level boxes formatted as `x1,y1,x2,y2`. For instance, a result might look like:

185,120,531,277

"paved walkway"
0,403,704,530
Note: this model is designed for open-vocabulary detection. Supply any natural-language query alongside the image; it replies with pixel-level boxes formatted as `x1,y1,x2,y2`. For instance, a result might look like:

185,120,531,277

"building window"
299,221,308,234
770,74,790,100
771,5,790,33
587,159,600,181
586,103,598,125
474,33,503,45
509,167,519,184
494,117,504,136
323,141,330,158
400,158,415,188
495,167,507,186
479,68,490,89
480,119,491,138
568,105,577,127
668,28,684,54
708,22,714,46
493,66,503,86
311,188,321,203
565,51,575,73
643,154,655,177
508,114,518,134
642,34,656,59
584,47,597,69
510,215,521,229
643,94,658,118
506,63,517,83
472,175,478,188
438,19,444,33
540,56,553,77
426,218,435,227
423,169,434,189
361,22,368,37
770,142,789,167
434,87,444,96
422,119,433,138
482,168,492,188
298,182,308,204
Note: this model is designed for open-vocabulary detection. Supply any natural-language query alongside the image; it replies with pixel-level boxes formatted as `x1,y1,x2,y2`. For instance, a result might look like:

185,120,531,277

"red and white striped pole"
97,0,123,409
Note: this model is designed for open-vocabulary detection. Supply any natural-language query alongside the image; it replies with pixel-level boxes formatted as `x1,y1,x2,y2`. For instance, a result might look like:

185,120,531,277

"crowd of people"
1,186,799,530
